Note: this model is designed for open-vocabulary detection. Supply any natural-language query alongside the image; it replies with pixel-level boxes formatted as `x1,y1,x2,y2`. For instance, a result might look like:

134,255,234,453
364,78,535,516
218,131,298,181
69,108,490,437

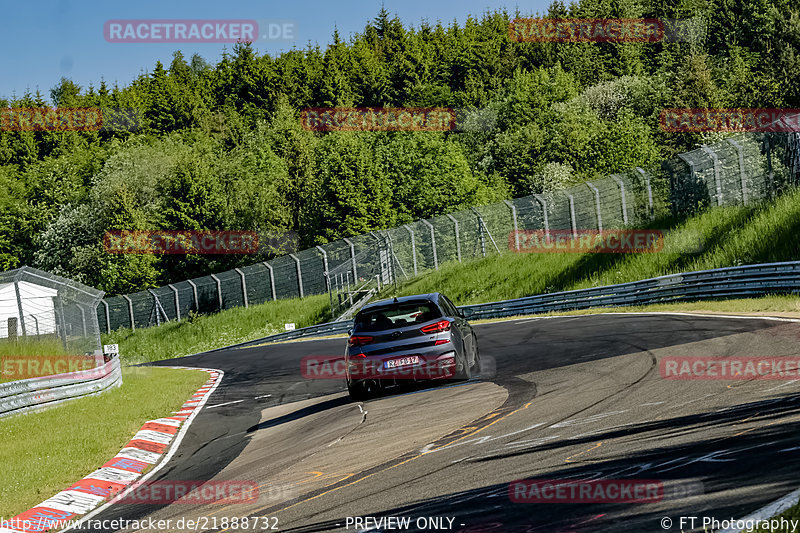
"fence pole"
700,145,723,206
765,134,775,195
420,219,438,269
31,315,39,336
471,207,500,254
168,284,180,320
610,176,629,225
636,167,655,220
101,299,111,334
727,138,748,205
316,246,330,292
122,294,135,331
564,192,578,240
187,280,199,312
147,289,161,326
403,225,418,276
445,214,462,262
79,305,87,336
533,194,550,243
289,254,304,298
209,274,223,311
234,268,248,308
585,182,603,231
503,200,519,250
13,281,27,337
262,262,276,301
343,238,358,281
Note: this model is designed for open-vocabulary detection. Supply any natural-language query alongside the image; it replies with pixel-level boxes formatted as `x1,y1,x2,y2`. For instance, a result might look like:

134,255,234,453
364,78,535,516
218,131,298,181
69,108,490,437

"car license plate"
385,356,419,369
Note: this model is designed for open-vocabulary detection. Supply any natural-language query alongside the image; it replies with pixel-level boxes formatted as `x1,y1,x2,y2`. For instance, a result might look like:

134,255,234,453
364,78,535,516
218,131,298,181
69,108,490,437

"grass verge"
0,366,207,518
754,496,800,532
102,293,331,364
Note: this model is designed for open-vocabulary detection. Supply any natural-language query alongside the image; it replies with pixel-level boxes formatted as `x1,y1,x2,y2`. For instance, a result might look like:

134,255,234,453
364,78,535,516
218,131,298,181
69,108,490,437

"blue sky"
2,0,553,103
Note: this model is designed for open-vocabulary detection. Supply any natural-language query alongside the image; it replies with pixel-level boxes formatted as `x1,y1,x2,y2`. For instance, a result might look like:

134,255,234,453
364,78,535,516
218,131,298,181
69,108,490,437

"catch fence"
98,132,799,330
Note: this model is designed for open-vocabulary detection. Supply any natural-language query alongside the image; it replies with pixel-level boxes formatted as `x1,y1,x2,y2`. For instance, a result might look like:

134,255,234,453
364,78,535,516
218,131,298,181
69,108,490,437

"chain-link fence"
1,266,105,355
97,132,799,331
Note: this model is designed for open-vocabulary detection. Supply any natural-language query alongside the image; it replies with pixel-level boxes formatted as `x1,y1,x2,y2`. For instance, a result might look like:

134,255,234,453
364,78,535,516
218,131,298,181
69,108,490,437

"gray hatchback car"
345,293,479,400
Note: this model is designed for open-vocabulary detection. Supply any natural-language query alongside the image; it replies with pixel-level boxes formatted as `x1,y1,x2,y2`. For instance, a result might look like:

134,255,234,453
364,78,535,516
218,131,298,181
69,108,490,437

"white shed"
0,280,59,337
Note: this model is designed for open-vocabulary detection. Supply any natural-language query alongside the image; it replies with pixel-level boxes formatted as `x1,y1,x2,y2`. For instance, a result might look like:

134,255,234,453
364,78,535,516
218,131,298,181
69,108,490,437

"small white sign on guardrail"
284,323,296,331
103,344,119,355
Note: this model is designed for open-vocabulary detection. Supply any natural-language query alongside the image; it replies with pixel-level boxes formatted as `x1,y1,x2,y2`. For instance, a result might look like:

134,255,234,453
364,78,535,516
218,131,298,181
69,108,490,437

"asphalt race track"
84,313,800,533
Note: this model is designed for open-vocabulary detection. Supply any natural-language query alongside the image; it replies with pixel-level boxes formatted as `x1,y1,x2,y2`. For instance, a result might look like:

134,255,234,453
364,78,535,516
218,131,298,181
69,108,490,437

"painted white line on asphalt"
206,399,245,409
718,486,800,533
255,394,272,399
60,366,224,533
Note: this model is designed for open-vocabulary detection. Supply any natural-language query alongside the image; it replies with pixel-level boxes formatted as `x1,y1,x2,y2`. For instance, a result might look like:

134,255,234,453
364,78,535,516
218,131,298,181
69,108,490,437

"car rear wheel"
470,338,481,374
348,381,372,401
454,347,472,381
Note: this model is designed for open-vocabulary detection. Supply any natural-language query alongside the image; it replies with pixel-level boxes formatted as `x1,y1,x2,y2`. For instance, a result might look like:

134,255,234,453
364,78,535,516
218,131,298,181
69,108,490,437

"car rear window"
354,301,442,332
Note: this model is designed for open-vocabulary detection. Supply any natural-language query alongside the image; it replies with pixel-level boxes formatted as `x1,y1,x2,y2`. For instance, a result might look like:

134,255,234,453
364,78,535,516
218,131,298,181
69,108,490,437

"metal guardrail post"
610,175,629,225
445,214,462,262
343,238,358,281
13,281,27,337
585,182,603,231
503,200,519,250
316,246,330,292
234,268,248,308
122,294,135,331
727,138,749,205
564,192,578,240
261,262,276,301
532,194,551,243
403,225,418,276
210,274,223,310
636,167,655,220
101,299,111,334
187,280,199,312
700,145,723,206
420,219,438,269
289,254,304,298
168,284,180,320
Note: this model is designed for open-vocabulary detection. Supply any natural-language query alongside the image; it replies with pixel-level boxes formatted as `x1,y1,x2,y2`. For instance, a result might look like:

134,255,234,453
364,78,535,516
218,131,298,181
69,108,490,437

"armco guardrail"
0,356,122,418
234,261,800,347
460,261,800,320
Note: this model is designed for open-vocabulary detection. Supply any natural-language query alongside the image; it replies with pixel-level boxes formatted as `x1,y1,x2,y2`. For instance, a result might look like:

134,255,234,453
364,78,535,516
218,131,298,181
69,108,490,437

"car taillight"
349,335,374,346
420,320,451,334
434,339,451,345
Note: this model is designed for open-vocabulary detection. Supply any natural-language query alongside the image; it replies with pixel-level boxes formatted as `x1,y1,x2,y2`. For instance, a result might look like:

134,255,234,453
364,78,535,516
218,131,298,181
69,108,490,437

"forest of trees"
1,0,798,294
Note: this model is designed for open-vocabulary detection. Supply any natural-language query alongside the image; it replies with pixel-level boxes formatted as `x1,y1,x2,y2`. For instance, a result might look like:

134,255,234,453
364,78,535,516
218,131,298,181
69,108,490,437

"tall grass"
385,188,800,306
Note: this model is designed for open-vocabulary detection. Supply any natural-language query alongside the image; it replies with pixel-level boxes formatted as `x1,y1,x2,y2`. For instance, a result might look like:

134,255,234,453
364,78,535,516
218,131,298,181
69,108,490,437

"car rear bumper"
346,348,457,384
